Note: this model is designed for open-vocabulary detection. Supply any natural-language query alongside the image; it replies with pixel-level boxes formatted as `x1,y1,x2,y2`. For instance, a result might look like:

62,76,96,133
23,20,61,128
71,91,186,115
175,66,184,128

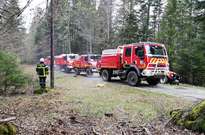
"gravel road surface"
57,72,205,101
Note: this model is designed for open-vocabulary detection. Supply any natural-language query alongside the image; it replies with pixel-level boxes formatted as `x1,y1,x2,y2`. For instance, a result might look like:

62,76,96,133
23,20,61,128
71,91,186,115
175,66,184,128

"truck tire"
86,68,93,76
160,76,168,84
127,71,140,86
65,67,71,73
99,71,102,76
74,68,80,75
147,77,160,86
101,69,111,81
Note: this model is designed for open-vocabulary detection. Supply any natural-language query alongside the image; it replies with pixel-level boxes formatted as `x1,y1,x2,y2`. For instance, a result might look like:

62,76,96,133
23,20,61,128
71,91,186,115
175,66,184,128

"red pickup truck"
98,42,169,86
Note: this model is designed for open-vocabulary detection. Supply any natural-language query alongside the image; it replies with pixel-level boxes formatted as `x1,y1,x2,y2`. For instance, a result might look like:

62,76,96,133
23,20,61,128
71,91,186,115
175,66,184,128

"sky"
18,0,109,31
19,0,47,31
18,0,131,31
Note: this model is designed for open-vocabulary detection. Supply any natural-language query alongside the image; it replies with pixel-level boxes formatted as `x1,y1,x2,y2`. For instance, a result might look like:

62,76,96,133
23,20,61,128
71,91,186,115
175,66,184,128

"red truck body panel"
100,54,121,69
44,57,50,66
73,55,92,69
55,55,67,66
72,54,101,69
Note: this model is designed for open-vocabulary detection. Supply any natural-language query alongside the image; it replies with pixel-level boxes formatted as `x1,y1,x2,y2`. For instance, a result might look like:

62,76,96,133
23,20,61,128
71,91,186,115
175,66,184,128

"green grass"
21,65,192,124
55,72,191,124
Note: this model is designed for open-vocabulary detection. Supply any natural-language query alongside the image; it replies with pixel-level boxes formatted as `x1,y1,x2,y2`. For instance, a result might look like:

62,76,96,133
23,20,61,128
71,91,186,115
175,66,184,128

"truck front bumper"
92,68,98,72
67,65,73,69
141,68,169,77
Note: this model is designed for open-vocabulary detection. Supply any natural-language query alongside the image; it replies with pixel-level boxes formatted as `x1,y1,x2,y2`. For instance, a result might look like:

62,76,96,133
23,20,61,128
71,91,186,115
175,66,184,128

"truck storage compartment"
100,49,121,69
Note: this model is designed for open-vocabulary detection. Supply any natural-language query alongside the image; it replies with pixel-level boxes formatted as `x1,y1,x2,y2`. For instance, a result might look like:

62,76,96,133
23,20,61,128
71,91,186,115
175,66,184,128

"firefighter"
36,58,49,90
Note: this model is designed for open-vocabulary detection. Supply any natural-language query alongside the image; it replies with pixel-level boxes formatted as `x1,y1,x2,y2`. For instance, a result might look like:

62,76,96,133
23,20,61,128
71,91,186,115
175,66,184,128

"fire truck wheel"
160,76,168,84
147,77,160,86
101,69,111,81
65,68,71,73
127,71,140,86
86,68,93,76
74,68,80,75
99,71,102,76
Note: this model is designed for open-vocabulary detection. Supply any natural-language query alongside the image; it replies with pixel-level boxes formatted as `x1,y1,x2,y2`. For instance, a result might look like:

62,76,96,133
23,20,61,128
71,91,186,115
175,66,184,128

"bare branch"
0,117,16,123
0,0,34,32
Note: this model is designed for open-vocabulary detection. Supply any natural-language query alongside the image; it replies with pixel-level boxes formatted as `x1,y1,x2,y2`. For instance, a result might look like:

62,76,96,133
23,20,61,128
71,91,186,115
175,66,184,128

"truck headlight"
140,60,144,64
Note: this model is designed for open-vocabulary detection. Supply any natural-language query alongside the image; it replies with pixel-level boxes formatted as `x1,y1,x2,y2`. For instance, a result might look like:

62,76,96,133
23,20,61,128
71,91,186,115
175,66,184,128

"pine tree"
114,0,140,45
0,0,25,56
158,0,205,86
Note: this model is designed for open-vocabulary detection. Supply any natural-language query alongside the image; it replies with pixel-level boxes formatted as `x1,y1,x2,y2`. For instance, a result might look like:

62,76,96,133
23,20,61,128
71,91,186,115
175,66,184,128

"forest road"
86,73,205,102
138,84,205,102
57,72,205,102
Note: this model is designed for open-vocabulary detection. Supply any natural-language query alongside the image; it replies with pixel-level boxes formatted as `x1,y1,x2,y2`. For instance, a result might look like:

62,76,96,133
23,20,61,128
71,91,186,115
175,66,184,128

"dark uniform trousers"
39,77,46,89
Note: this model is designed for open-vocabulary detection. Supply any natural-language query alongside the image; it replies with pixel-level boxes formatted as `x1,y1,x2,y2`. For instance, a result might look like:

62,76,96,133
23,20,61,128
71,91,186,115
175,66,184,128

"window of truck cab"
145,45,167,56
84,56,88,61
90,55,100,61
125,47,131,57
135,46,144,58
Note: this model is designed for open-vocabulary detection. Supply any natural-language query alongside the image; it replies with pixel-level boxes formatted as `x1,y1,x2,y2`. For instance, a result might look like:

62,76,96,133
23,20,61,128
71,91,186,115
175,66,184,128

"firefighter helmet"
40,58,45,62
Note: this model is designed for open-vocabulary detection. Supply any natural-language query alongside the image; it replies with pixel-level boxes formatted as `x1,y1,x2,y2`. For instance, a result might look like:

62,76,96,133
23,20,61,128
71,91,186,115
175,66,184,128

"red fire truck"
72,54,101,75
98,42,169,86
55,54,68,70
44,56,50,66
44,54,79,72
64,54,79,72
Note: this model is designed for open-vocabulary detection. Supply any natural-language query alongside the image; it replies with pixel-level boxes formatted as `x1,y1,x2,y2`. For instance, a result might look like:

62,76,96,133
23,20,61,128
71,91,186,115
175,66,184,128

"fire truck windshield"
68,55,76,60
145,45,167,56
90,55,100,61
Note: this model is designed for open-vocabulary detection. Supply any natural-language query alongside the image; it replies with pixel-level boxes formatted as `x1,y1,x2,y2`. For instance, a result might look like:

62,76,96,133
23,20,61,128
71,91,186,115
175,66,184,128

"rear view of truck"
98,42,169,86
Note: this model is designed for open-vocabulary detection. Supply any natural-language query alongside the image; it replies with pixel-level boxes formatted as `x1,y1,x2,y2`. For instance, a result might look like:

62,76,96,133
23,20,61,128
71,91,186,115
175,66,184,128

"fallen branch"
164,117,174,128
117,125,126,135
0,117,16,123
92,126,101,135
143,127,152,135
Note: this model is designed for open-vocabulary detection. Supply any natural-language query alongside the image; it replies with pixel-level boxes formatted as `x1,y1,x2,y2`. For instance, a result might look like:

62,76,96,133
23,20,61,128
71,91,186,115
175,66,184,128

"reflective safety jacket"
36,63,49,77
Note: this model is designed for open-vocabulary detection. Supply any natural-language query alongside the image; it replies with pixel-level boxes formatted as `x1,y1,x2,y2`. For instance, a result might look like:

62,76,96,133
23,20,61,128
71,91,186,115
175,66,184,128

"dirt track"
57,72,205,102
137,83,205,101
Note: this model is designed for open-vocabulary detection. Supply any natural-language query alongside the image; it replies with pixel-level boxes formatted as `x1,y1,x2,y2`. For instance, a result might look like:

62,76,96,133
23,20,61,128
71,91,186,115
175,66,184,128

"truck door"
123,47,132,65
134,46,146,69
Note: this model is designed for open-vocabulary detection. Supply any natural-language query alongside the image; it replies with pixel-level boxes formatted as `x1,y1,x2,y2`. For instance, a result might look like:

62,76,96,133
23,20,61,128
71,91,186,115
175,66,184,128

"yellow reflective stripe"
154,58,158,63
162,59,165,64
37,67,47,76
38,75,46,77
150,58,154,63
150,58,168,64
158,58,162,63
150,58,153,63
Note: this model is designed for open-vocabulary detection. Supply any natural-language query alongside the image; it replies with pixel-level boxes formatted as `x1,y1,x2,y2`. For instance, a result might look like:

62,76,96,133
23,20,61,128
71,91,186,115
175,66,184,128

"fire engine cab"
72,54,101,76
98,42,169,86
